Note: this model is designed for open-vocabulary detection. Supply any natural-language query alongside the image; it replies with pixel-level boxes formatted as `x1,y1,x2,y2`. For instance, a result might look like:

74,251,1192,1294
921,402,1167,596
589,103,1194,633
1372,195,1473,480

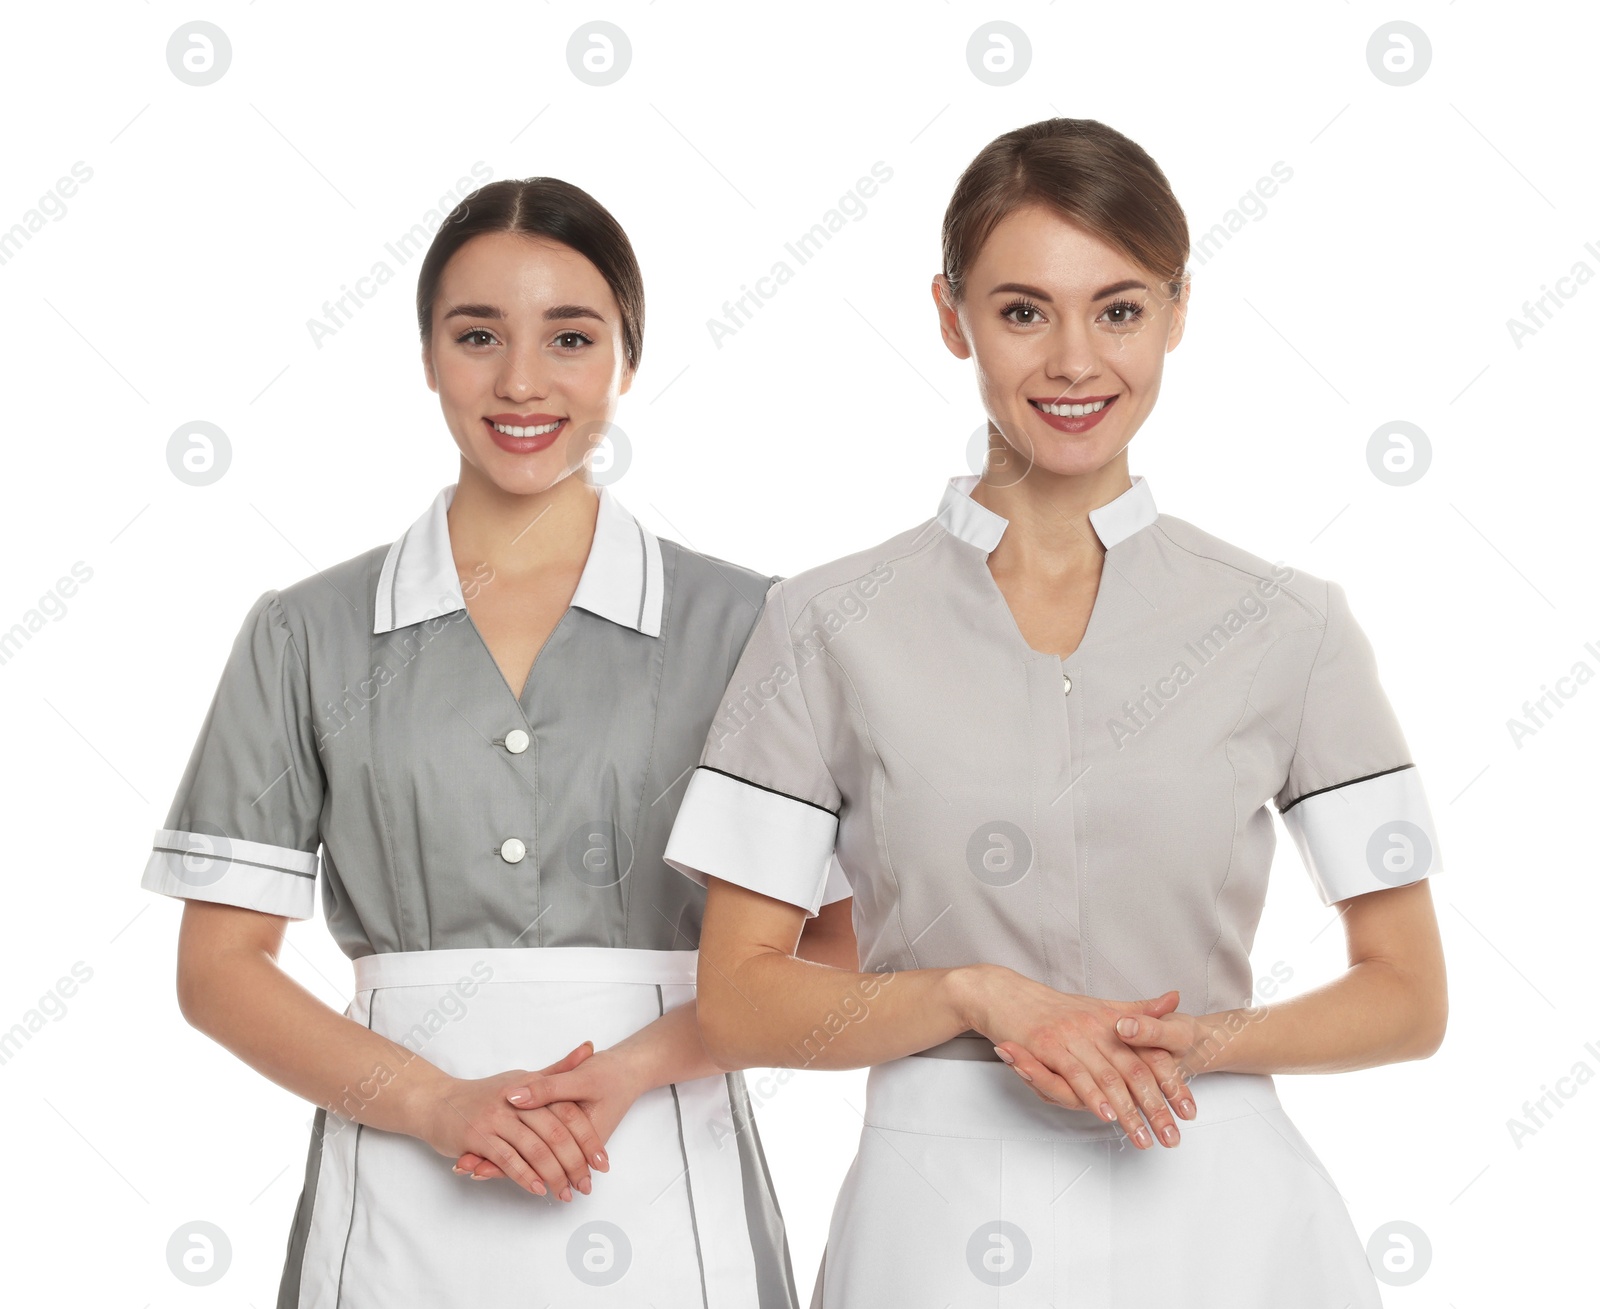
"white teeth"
1036,399,1110,417
491,420,563,437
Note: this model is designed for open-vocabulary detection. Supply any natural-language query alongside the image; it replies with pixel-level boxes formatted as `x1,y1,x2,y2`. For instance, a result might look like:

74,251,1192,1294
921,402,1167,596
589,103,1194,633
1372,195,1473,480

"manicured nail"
1099,1103,1116,1121
1160,1125,1178,1146
1179,1098,1195,1118
1117,1017,1137,1037
993,1047,1014,1064
1012,1067,1033,1083
593,1150,608,1168
1133,1127,1151,1148
507,1089,530,1105
468,1172,489,1181
559,1187,572,1202
576,1177,591,1195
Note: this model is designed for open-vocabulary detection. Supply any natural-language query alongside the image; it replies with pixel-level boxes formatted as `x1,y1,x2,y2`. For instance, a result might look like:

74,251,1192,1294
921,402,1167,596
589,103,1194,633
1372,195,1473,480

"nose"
494,335,548,403
1043,314,1102,394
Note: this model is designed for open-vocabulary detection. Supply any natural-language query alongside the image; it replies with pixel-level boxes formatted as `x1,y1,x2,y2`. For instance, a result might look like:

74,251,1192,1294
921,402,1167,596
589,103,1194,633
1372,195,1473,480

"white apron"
810,1048,1383,1306
290,946,760,1308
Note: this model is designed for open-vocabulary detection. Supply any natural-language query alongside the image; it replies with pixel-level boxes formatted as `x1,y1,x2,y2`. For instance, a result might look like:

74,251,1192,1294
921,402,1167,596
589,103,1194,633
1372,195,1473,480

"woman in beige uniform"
662,118,1448,1305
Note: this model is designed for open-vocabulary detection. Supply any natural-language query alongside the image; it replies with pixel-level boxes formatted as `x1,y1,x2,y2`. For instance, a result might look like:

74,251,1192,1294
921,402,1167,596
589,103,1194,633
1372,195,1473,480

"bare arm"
1111,879,1448,1075
172,900,602,1196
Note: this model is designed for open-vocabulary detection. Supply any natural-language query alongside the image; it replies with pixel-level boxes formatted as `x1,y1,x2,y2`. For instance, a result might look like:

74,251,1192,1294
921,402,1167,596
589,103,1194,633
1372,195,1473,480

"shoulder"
766,517,939,626
1149,511,1337,631
660,536,773,614
269,541,392,640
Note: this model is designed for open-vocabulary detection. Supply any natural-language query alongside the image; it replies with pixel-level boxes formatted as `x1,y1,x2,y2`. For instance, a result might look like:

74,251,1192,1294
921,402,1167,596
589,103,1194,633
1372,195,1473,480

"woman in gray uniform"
140,176,852,1308
663,118,1449,1305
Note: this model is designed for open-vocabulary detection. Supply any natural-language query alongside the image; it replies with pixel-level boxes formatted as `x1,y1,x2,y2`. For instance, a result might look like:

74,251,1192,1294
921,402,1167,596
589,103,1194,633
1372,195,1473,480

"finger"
1073,1046,1157,1149
546,1098,609,1173
992,1043,1088,1110
1113,1013,1173,1047
504,1072,559,1109
537,1041,595,1077
1108,1049,1182,1148
517,1106,592,1197
453,1150,487,1175
466,1160,506,1180
479,1130,548,1197
1140,1049,1196,1120
1111,989,1180,1019
1035,1042,1126,1127
505,1118,581,1200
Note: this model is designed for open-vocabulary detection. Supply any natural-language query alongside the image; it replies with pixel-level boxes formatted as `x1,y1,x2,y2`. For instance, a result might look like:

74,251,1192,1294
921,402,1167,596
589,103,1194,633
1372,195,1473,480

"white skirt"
810,1051,1383,1307
284,946,772,1308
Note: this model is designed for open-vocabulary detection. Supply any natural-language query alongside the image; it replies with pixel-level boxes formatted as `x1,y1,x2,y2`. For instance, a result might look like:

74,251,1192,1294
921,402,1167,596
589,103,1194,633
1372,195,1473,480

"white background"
0,1,1593,1303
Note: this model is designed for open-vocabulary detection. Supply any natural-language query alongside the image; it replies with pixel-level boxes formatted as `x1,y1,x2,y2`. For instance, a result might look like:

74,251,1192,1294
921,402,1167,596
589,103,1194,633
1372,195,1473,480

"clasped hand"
416,1040,632,1200
974,971,1222,1150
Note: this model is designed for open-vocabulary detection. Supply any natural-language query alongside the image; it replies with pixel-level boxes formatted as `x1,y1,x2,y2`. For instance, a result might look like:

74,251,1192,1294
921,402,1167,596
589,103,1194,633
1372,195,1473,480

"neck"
970,457,1131,574
446,462,599,580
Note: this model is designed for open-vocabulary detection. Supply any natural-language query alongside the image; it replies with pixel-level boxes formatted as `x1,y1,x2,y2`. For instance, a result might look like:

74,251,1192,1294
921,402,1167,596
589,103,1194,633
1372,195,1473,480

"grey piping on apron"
333,994,380,1305
276,1107,326,1309
659,983,712,1309
150,845,317,878
727,1069,801,1309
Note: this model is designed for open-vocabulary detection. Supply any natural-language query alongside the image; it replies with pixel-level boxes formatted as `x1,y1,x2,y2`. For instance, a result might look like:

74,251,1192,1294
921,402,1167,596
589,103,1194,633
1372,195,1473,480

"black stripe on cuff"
697,765,841,817
1278,762,1415,815
152,846,317,879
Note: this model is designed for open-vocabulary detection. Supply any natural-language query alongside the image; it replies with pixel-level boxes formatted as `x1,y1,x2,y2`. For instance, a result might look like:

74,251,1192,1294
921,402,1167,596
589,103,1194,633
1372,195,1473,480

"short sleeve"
140,589,325,920
1274,581,1441,905
664,579,842,917
818,853,852,906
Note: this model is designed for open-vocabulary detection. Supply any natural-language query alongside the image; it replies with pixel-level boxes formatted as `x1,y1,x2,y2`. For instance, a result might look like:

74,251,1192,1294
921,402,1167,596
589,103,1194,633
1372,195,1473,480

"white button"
499,837,527,864
504,728,530,754
1062,673,1073,695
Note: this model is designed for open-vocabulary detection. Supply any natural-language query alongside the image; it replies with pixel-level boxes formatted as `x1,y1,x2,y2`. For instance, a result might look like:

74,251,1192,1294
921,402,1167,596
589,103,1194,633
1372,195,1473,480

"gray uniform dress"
141,481,848,1309
665,472,1443,1307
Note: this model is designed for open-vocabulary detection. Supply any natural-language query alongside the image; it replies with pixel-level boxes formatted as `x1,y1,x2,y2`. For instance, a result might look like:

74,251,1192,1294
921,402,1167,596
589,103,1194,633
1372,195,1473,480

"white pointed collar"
373,482,664,637
936,473,1158,553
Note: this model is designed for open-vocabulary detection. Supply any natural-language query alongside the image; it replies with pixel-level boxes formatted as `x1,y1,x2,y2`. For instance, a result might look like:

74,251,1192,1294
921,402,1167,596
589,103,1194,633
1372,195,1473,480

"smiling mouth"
1030,396,1115,417
488,419,565,437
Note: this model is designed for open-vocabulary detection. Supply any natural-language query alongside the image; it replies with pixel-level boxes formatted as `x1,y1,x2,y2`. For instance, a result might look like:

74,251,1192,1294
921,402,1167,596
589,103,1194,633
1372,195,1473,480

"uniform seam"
625,549,673,944
1203,634,1286,1015
1283,581,1335,781
820,644,910,964
1149,522,1325,626
775,519,943,626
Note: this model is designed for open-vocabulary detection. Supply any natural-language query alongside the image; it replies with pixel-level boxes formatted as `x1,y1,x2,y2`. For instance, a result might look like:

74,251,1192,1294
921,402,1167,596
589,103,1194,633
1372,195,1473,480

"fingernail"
1160,1125,1178,1146
1012,1067,1033,1083
467,1172,489,1181
576,1177,591,1195
452,1165,466,1174
559,1187,572,1202
993,1046,1014,1064
530,1181,546,1195
594,1150,608,1168
1133,1127,1151,1148
1117,1017,1137,1036
507,1090,529,1105
1179,1098,1194,1118
1099,1103,1116,1122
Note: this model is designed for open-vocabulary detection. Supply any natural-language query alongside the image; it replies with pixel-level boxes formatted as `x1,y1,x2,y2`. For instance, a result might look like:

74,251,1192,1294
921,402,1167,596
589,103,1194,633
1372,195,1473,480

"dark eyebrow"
989,279,1148,302
441,302,607,324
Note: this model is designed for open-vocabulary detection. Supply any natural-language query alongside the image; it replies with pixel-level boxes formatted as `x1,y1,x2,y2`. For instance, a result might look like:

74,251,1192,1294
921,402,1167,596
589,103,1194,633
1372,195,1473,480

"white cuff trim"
1280,766,1441,905
819,854,852,905
664,767,839,916
142,828,318,921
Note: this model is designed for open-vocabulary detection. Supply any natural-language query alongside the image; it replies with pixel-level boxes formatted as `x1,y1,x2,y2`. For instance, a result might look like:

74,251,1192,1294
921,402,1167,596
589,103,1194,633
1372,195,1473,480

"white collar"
936,473,1158,553
373,482,665,637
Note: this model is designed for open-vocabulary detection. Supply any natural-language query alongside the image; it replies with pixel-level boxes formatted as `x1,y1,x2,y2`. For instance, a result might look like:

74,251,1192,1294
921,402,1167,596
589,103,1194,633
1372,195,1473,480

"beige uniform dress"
664,472,1442,1306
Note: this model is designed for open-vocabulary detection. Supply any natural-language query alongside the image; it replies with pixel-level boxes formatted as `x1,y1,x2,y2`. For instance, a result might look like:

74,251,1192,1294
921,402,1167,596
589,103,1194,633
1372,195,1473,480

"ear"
1166,278,1190,353
931,274,971,360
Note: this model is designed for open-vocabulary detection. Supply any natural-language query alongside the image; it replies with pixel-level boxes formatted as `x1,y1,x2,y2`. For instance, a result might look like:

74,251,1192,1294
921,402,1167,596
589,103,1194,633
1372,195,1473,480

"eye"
1100,298,1145,327
1000,297,1045,326
455,327,498,347
554,330,594,350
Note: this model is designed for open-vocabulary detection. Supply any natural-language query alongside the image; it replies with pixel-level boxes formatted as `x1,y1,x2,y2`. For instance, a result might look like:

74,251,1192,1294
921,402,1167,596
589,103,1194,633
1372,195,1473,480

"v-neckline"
974,549,1109,667
461,604,573,719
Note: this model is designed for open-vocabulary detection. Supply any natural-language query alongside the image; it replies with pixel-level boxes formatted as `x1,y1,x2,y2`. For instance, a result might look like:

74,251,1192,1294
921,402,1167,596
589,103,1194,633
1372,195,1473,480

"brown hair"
941,118,1189,306
415,177,645,371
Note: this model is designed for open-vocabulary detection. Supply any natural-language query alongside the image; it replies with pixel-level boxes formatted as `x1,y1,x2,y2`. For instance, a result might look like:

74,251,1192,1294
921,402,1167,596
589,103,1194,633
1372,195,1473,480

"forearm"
179,945,447,1136
700,949,984,1072
1198,958,1446,1075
